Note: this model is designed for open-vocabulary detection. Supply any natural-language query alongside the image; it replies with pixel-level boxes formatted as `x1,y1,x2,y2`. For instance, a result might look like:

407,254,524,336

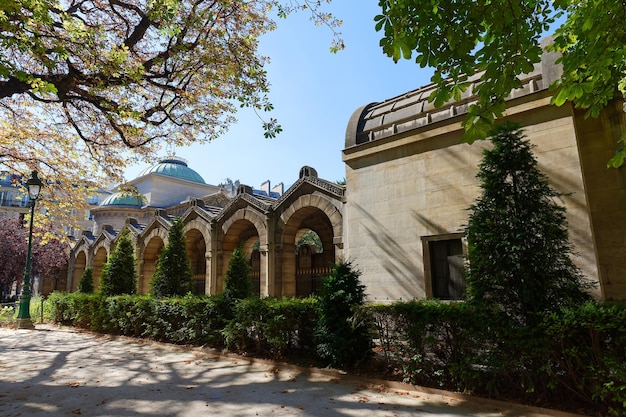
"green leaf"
552,88,569,107
374,15,385,32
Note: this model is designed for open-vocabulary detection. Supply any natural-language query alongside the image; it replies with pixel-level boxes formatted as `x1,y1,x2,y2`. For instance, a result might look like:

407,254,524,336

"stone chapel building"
68,44,626,301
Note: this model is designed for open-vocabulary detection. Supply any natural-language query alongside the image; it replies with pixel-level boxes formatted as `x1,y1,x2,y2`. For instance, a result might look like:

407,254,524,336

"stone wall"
343,87,609,302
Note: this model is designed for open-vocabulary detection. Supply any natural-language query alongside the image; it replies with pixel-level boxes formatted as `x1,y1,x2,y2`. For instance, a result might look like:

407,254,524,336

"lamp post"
16,170,43,330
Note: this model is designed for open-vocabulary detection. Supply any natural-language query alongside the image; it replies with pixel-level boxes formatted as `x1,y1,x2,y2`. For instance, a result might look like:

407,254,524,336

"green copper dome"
138,157,206,184
100,192,144,208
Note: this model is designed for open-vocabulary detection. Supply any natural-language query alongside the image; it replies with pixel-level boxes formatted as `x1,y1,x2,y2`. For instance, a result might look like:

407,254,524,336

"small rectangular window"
423,234,466,300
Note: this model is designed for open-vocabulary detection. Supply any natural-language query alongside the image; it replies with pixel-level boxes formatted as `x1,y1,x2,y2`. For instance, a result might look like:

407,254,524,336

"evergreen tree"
314,260,371,369
465,123,592,325
151,218,194,298
99,230,137,296
77,268,94,294
223,244,253,300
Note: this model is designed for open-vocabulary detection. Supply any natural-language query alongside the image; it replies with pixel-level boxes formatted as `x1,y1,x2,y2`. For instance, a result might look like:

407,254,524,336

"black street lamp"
16,170,44,329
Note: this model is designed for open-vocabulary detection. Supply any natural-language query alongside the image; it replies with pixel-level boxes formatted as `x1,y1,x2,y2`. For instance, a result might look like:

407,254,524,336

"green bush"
355,301,485,389
47,292,108,330
544,301,626,416
47,292,317,358
142,295,229,345
100,230,137,296
151,218,194,297
78,268,94,293
465,123,592,326
314,260,371,369
223,296,318,358
223,244,253,301
105,295,152,336
358,299,626,416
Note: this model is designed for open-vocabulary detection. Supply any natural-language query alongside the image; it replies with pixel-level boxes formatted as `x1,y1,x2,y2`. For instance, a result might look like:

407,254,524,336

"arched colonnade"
67,170,345,297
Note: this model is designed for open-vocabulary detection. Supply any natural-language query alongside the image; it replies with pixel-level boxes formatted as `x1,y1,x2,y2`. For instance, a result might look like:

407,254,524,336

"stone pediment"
217,194,269,224
275,175,345,209
201,191,232,208
181,205,218,224
139,215,172,240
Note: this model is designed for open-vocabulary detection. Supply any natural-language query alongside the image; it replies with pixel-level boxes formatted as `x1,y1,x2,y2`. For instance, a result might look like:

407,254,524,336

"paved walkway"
0,325,583,417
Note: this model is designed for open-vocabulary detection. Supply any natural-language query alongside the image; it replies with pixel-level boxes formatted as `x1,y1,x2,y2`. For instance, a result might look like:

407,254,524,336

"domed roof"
137,157,206,184
100,192,144,208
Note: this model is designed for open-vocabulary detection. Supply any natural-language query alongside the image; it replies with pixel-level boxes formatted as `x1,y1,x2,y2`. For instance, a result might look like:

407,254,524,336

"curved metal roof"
100,192,144,208
137,157,206,184
345,39,562,149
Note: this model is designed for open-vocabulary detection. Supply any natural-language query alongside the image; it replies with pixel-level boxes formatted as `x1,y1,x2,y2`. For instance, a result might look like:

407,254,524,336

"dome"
137,157,206,184
100,192,144,208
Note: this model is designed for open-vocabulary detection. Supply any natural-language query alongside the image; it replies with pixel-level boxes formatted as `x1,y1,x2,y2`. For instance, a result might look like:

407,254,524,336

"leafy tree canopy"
296,229,322,253
375,0,626,165
0,0,341,235
0,218,68,288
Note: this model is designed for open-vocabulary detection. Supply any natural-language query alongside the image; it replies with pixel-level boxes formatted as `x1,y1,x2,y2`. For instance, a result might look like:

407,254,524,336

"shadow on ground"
0,326,576,417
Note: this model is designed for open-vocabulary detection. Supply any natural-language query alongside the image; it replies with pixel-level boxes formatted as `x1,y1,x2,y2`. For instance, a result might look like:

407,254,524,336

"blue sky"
124,2,434,189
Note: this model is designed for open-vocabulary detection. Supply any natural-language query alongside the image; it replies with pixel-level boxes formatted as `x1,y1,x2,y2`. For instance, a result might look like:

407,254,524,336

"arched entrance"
281,207,336,297
71,251,87,292
92,246,108,292
295,229,326,296
141,236,164,295
241,237,261,296
222,219,260,296
185,229,207,295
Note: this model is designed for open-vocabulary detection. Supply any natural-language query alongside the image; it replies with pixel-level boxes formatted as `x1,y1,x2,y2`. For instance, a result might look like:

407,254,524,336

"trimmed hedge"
355,300,626,416
47,292,316,359
46,292,625,415
223,296,318,358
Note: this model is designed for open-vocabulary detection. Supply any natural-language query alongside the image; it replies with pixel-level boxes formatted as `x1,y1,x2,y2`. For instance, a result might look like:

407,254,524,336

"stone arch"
220,208,267,295
143,226,169,246
138,226,169,295
280,194,343,247
184,226,208,295
71,250,87,292
221,208,267,241
278,197,341,297
92,246,108,292
140,235,164,295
